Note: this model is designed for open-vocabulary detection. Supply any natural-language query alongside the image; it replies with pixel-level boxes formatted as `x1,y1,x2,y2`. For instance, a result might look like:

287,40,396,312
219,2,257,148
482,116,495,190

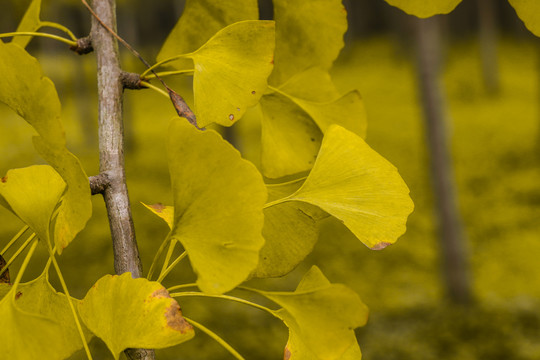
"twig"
80,0,199,128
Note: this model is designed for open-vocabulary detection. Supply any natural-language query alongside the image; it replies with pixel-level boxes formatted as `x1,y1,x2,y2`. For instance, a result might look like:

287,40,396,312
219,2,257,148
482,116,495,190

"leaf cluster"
0,0,420,359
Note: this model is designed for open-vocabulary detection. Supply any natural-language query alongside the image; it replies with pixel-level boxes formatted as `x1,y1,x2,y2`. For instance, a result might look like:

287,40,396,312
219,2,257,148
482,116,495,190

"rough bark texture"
414,16,473,305
90,0,155,358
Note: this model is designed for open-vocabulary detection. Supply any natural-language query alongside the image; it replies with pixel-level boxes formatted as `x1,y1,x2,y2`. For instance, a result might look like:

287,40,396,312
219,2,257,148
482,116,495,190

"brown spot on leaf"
1,176,7,183
15,291,22,300
251,90,256,95
284,343,292,360
371,242,391,250
149,203,166,213
152,288,193,334
229,114,234,121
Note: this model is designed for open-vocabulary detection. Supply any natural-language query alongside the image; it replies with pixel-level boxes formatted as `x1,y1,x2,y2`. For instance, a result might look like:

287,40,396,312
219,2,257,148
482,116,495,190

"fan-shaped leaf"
261,66,367,178
0,41,92,253
260,92,323,178
508,0,540,37
384,0,462,18
0,42,65,149
184,20,275,128
13,0,42,48
34,139,92,253
260,266,368,360
0,166,65,245
270,0,348,86
168,120,266,294
0,272,91,360
255,180,328,278
280,125,414,250
157,0,258,69
78,273,194,359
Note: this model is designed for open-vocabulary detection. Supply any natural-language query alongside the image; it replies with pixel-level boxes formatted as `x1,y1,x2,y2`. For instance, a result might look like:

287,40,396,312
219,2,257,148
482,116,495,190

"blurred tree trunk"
477,0,500,95
414,16,473,305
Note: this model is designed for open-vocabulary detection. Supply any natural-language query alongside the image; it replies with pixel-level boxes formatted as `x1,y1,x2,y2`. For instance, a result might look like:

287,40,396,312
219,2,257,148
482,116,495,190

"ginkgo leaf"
78,273,194,359
255,179,328,278
508,0,540,37
0,166,65,245
168,119,266,294
257,203,319,278
13,0,42,48
384,0,463,18
184,20,275,127
260,93,323,178
278,67,340,102
0,42,65,149
290,90,367,138
0,272,91,360
34,139,92,253
142,202,174,229
260,266,368,360
0,41,92,253
275,125,414,250
260,85,367,178
270,0,348,86
157,0,258,69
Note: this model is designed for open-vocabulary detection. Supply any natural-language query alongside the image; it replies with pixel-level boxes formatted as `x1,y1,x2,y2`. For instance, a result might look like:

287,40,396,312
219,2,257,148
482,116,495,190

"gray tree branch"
90,0,155,358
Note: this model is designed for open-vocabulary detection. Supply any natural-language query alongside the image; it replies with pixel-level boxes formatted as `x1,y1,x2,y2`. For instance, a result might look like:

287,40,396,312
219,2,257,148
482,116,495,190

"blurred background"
1,0,540,359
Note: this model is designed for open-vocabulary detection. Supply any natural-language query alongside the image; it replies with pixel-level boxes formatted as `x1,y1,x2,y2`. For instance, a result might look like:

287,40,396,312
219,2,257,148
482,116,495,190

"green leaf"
142,202,174,229
34,139,92,253
0,42,65,149
0,272,91,360
255,179,328,278
0,166,65,245
260,93,323,178
157,0,258,69
13,0,42,48
185,20,275,128
78,273,194,359
282,125,414,250
261,266,368,360
279,67,340,102
270,0,348,86
168,120,267,294
384,0,463,18
508,0,540,37
0,41,92,253
261,68,367,178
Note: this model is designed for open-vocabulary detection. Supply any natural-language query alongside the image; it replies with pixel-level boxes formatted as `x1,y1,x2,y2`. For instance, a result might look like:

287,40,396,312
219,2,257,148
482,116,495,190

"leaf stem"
170,292,279,319
184,316,246,360
139,80,169,99
46,243,93,360
167,283,198,292
263,197,292,209
0,32,77,46
10,236,38,294
142,69,194,80
0,232,36,278
139,54,192,78
39,21,78,41
1,225,29,255
157,251,187,283
147,233,172,280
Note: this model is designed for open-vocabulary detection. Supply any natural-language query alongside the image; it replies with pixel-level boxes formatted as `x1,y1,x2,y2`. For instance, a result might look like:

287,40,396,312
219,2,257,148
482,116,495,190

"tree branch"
89,0,154,358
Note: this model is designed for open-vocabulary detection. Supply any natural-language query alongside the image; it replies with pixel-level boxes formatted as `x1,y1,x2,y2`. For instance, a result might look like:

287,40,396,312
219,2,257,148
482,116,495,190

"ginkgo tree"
0,0,415,359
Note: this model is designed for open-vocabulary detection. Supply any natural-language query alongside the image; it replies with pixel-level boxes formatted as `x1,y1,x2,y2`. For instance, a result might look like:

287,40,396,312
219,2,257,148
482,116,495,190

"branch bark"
90,0,155,358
